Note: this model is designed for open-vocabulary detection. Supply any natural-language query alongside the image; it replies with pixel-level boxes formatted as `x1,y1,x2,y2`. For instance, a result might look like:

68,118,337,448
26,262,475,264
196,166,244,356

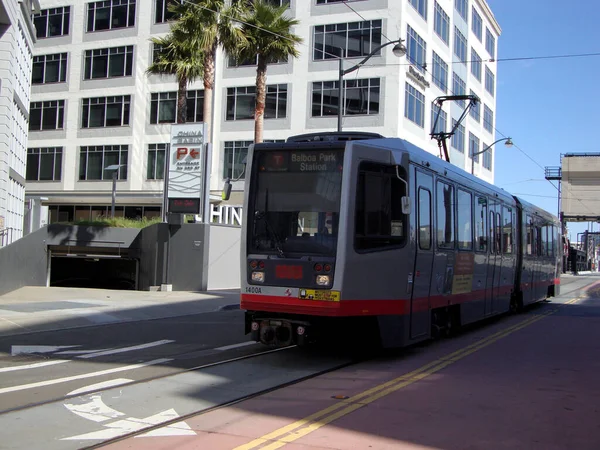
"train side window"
526,216,533,255
354,162,407,251
436,181,455,249
418,188,431,250
496,212,501,254
475,196,487,252
502,206,513,254
489,211,495,253
457,189,473,250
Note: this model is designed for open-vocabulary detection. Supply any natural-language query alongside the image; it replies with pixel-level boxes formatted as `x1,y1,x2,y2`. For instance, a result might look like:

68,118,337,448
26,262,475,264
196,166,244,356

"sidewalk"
0,286,241,337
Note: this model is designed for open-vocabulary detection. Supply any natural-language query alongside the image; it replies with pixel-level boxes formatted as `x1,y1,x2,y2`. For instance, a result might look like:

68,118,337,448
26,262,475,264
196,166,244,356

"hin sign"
167,123,208,214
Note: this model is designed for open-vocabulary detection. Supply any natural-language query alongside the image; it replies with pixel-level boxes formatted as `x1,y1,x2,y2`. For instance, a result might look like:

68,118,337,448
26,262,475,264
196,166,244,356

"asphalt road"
0,274,594,450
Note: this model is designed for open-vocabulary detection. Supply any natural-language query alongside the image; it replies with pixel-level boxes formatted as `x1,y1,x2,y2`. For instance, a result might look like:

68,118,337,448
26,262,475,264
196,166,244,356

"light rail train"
237,132,561,348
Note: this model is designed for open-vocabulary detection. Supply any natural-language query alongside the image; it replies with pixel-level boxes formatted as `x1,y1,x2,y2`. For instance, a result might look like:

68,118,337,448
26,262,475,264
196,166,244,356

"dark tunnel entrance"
50,255,138,290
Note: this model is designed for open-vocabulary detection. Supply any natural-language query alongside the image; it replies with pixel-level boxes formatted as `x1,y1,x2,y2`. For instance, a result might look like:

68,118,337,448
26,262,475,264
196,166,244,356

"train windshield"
248,148,344,257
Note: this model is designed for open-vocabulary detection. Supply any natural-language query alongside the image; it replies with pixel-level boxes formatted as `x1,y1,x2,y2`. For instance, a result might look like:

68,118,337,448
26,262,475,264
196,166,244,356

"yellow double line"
235,298,579,450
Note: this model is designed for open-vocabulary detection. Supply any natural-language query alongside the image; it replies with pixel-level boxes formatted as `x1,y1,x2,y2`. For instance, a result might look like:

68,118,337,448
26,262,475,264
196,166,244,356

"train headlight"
251,271,265,283
316,275,330,286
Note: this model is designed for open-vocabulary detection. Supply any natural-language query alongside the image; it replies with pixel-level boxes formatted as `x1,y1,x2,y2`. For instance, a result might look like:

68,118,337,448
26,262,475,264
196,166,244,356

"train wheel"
509,293,523,314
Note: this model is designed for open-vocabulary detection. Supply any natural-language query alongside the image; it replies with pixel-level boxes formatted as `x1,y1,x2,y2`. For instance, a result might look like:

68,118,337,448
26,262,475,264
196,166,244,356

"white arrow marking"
55,349,112,355
62,380,196,440
64,379,132,423
11,345,80,356
76,340,175,359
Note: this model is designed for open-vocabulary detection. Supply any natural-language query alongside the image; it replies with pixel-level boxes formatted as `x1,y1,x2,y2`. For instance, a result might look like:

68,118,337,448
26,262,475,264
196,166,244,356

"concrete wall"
207,224,241,290
0,222,240,295
0,226,48,295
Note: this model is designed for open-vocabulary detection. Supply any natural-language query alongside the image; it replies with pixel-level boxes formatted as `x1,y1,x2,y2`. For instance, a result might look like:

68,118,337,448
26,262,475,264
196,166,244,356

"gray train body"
239,136,561,348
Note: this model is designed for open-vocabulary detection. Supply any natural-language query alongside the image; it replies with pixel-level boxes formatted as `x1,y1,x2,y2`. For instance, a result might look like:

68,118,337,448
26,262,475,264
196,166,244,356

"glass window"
407,25,427,72
434,2,449,45
313,20,382,60
147,143,167,180
405,82,425,127
526,215,533,255
457,189,472,250
419,188,431,250
475,195,487,252
437,181,455,248
502,206,513,254
355,162,407,251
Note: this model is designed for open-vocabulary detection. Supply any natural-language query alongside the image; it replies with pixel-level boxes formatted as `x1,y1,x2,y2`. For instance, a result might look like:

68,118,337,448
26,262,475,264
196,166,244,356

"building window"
433,2,449,45
410,0,427,20
150,90,204,124
486,28,496,59
32,53,68,84
469,90,480,122
82,95,131,128
84,46,133,79
26,147,63,181
147,143,167,180
313,20,382,60
223,141,251,180
469,132,480,163
436,180,455,249
471,48,482,81
312,78,380,117
404,82,425,128
228,54,287,67
483,105,494,133
454,27,467,65
33,7,70,38
155,0,181,23
482,144,492,170
431,104,447,134
79,145,128,180
29,100,65,131
432,52,448,92
87,0,136,32
472,7,482,41
226,84,287,121
407,25,426,72
455,0,468,22
452,72,466,107
485,67,495,96
451,119,465,152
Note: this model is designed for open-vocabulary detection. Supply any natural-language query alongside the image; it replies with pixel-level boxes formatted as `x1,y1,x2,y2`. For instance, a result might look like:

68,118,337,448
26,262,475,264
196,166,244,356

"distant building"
26,0,500,223
0,0,39,246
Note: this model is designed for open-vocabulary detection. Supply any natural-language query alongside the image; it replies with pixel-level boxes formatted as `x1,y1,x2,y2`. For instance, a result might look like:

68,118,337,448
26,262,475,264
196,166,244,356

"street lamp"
104,164,125,218
338,38,407,132
471,137,513,175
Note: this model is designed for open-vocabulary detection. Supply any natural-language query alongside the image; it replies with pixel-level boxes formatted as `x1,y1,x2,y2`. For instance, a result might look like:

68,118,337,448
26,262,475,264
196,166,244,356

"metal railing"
0,227,15,248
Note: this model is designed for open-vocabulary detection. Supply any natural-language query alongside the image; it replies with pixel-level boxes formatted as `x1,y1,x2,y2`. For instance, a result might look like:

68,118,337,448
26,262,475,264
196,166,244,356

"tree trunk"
254,55,267,144
177,75,187,123
203,45,216,144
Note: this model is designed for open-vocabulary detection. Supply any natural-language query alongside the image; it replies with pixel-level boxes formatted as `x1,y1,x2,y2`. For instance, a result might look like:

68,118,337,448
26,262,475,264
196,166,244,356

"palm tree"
167,0,247,142
237,1,302,143
146,29,204,124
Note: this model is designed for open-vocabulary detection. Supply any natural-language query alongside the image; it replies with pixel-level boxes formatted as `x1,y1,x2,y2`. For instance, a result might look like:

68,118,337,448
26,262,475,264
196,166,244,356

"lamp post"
104,164,124,218
471,137,513,175
338,38,407,132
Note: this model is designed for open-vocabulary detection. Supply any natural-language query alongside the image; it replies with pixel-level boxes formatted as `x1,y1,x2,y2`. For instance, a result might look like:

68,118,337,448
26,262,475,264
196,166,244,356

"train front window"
249,149,344,257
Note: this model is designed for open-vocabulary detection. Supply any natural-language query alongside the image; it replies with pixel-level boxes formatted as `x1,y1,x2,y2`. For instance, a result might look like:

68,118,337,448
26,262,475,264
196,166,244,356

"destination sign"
259,150,343,173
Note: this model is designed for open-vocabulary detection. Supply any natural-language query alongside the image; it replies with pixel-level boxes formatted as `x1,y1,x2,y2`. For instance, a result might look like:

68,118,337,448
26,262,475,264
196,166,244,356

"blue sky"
486,0,600,242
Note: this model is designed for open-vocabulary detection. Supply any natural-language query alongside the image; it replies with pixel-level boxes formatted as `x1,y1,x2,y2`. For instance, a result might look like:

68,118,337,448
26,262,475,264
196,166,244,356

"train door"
474,194,489,316
484,202,499,315
410,168,434,339
493,207,504,313
522,214,535,304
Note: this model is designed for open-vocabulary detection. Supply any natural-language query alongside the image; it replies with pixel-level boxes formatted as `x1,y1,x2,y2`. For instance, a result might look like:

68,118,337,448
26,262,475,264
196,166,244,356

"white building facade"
26,0,500,224
0,0,39,245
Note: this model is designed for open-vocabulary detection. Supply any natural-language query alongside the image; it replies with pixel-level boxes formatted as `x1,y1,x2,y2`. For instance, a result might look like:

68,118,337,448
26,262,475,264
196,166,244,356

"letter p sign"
176,147,201,160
